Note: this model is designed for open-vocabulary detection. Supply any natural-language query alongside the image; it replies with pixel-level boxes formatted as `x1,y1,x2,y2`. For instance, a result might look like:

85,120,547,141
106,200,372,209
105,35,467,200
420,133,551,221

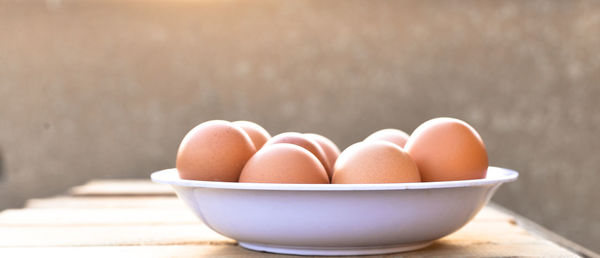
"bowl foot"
238,241,432,256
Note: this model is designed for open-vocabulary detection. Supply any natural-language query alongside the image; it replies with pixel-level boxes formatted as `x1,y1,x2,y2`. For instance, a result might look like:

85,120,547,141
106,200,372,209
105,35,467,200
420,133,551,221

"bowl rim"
150,166,518,191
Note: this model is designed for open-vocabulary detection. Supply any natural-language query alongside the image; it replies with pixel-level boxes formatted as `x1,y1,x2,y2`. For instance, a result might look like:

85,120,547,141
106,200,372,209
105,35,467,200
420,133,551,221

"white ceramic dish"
151,166,518,256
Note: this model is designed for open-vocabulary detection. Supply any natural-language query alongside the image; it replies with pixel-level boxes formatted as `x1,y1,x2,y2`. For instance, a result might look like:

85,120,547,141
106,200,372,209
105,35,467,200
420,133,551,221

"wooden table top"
0,179,591,257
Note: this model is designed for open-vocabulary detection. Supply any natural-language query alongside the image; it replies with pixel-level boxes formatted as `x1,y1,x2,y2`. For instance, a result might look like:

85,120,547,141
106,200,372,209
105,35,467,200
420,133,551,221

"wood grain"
0,224,234,247
69,180,175,197
25,196,185,209
0,208,199,226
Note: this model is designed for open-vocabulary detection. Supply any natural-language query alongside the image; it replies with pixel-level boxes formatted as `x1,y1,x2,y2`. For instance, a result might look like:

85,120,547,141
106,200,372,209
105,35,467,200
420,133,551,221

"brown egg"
176,120,256,182
405,117,488,182
232,120,271,149
239,144,330,184
332,141,421,184
305,133,340,179
265,132,332,178
364,128,410,148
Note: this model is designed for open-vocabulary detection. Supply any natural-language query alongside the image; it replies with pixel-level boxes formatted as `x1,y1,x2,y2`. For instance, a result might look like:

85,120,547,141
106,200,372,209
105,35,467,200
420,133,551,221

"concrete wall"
1,0,599,252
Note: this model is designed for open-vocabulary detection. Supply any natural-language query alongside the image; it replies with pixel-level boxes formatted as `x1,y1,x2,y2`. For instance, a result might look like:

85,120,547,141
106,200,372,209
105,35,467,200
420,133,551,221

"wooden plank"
0,205,513,226
0,208,199,226
444,220,532,241
411,237,577,257
0,245,276,258
0,224,235,247
25,196,185,209
69,180,175,197
0,218,543,248
0,238,577,257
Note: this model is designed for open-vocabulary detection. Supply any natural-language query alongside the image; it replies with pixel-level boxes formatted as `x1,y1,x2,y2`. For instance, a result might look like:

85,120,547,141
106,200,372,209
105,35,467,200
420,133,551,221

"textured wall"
1,0,599,252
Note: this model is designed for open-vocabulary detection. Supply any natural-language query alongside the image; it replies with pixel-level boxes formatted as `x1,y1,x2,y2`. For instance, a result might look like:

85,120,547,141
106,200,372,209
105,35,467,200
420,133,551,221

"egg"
405,117,488,182
265,132,332,178
304,133,340,178
332,141,421,184
176,120,256,182
239,144,329,184
232,120,271,149
364,128,410,148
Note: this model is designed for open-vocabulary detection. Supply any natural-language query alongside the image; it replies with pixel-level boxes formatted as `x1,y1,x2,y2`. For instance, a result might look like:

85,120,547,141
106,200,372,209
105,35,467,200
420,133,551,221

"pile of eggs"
176,118,488,184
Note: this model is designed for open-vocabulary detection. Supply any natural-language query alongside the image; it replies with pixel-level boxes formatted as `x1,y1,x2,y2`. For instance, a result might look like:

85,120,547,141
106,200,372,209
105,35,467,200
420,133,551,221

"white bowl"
151,166,518,256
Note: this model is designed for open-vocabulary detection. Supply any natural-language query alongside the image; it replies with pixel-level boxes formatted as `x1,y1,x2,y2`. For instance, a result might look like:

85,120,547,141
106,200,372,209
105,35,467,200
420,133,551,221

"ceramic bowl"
151,166,518,256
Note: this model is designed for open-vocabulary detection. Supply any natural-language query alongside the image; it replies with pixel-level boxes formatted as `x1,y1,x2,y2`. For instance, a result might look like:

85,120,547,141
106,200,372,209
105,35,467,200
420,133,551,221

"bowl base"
238,241,432,256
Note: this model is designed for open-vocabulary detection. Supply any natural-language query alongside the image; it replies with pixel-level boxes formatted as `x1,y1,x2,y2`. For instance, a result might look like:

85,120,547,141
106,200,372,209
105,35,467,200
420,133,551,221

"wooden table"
0,180,594,257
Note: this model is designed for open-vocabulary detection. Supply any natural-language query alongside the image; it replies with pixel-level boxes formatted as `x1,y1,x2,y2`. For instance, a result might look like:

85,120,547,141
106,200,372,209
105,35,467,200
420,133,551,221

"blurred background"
1,0,599,253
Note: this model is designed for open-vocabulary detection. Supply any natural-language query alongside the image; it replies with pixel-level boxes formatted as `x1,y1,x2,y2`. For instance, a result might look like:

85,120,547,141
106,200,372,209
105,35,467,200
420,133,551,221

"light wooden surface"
0,180,583,257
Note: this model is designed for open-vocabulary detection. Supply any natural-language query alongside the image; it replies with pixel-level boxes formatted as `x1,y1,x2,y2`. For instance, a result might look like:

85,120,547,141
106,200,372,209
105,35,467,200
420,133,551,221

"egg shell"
332,141,421,184
239,143,330,184
265,132,332,178
405,117,488,182
233,120,271,149
364,128,410,148
176,120,256,182
305,133,340,179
